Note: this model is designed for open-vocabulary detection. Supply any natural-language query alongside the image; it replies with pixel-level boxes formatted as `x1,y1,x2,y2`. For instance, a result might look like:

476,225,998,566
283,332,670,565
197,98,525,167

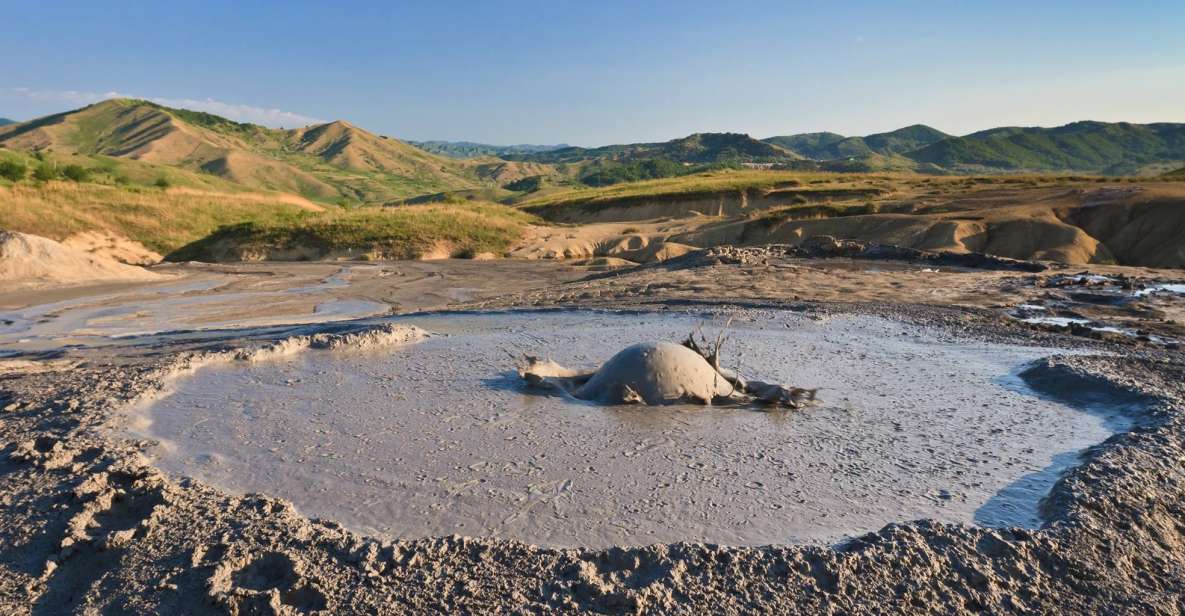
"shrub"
32,161,60,182
505,175,544,192
0,159,26,182
61,164,91,182
154,177,171,189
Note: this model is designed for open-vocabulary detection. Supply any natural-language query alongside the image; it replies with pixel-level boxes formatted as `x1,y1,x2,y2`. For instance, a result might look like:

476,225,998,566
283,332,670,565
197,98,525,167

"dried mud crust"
0,299,1183,613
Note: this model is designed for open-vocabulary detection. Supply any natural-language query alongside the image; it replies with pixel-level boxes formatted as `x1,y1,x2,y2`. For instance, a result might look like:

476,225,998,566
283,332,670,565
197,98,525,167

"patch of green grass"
32,160,61,181
0,158,26,182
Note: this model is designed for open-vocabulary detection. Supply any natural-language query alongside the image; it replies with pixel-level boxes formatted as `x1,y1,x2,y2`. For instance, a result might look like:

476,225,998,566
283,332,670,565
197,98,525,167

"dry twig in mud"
681,318,816,409
682,316,734,371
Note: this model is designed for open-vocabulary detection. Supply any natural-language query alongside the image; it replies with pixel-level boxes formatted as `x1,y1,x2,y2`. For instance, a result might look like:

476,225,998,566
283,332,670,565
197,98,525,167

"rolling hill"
905,121,1185,174
762,121,1185,175
409,141,569,159
763,125,949,160
512,132,799,165
0,99,489,202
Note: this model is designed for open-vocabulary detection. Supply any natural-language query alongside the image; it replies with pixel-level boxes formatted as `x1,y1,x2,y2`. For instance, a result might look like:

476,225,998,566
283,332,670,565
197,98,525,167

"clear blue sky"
3,1,1183,146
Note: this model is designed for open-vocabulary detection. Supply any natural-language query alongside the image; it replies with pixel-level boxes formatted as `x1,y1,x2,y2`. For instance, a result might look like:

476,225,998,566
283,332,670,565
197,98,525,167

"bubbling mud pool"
131,310,1136,548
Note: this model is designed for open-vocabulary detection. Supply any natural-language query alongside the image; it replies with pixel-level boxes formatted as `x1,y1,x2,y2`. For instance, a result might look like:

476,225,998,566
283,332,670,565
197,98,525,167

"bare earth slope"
519,176,1185,268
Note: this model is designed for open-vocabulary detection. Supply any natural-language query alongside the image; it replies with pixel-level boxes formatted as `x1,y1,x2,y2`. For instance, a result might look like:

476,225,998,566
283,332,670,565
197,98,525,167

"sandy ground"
1,252,1183,613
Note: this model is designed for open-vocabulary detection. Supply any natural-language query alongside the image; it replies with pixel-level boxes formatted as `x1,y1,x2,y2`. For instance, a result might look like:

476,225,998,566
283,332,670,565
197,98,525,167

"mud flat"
132,310,1133,548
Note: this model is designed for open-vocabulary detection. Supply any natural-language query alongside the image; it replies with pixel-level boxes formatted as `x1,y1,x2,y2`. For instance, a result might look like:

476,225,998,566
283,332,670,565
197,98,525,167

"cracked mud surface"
1,254,1184,614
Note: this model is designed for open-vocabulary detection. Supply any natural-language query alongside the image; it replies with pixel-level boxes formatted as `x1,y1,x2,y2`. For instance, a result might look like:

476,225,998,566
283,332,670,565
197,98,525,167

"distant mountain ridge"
409,141,570,159
762,121,1185,174
763,125,950,160
511,132,798,165
905,121,1185,174
0,118,14,126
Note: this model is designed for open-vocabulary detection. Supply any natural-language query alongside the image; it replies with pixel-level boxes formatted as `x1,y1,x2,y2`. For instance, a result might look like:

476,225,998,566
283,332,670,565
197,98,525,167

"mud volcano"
132,310,1134,548
519,335,815,407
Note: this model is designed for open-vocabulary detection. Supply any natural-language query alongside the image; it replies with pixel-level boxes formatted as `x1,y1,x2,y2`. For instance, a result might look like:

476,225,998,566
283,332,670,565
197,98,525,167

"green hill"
409,140,569,159
765,121,1185,175
763,125,949,160
514,132,799,165
906,121,1185,174
0,99,488,202
760,132,847,159
864,125,951,155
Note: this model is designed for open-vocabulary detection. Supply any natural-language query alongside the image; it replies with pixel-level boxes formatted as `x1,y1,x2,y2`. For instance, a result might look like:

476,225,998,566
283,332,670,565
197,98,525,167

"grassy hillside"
761,132,847,158
513,133,799,165
764,122,1185,175
763,125,949,160
1164,167,1185,179
863,125,950,155
0,180,318,254
0,99,486,203
818,152,933,173
409,141,569,159
907,121,1185,174
168,203,539,261
0,147,287,193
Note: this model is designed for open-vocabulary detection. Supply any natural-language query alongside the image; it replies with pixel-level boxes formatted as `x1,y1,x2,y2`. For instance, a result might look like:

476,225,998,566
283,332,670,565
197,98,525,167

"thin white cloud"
3,87,324,127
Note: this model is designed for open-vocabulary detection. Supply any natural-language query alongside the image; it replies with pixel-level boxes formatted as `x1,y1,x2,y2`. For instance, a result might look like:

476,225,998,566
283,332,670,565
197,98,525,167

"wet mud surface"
138,311,1129,548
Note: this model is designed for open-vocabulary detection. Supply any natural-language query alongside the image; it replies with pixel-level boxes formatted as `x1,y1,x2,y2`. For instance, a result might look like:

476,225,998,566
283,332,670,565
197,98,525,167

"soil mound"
63,231,163,265
0,230,161,287
521,338,815,407
579,342,734,404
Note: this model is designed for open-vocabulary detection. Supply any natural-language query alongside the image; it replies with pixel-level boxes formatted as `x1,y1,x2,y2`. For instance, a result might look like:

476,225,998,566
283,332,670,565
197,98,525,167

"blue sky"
3,1,1183,146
